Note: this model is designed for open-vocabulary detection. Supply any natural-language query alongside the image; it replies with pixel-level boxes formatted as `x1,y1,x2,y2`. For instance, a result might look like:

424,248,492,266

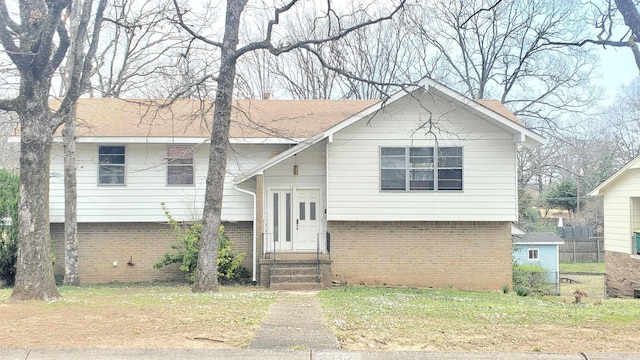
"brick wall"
327,221,512,291
605,251,640,297
221,221,254,271
51,221,253,284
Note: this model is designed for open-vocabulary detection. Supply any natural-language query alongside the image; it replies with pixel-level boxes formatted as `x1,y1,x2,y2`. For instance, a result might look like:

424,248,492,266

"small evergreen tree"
0,169,19,286
545,179,580,214
154,203,247,283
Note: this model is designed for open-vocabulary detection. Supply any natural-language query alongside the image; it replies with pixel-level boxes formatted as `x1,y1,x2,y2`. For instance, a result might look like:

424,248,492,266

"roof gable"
235,77,545,184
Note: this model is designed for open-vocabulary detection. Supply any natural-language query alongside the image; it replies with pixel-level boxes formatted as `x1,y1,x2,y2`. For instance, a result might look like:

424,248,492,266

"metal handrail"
262,233,276,262
316,232,330,278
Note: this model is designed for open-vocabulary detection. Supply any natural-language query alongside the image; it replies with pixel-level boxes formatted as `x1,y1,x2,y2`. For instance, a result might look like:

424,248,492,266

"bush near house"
0,169,18,287
512,262,552,296
154,203,248,283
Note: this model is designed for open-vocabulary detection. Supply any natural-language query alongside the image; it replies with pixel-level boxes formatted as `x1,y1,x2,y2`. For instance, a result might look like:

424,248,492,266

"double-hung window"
528,248,539,261
167,146,194,185
380,146,462,191
98,146,125,185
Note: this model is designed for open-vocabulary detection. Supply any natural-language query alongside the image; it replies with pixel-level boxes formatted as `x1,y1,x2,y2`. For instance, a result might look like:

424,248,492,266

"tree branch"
171,0,223,48
0,98,17,111
0,0,26,69
53,0,108,130
460,0,504,28
235,0,406,60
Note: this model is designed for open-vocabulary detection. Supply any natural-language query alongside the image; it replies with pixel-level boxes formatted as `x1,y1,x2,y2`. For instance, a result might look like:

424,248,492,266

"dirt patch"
0,285,274,349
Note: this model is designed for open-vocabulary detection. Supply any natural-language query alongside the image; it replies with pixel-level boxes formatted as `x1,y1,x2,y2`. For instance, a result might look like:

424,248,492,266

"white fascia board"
426,81,546,148
589,154,640,196
513,241,564,245
49,136,299,144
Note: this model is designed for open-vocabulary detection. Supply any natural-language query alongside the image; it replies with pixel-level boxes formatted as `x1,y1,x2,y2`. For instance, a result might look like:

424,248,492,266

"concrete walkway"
248,290,340,350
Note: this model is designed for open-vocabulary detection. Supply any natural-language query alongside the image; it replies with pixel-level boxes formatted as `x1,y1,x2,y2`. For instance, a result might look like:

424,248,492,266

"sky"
595,45,638,102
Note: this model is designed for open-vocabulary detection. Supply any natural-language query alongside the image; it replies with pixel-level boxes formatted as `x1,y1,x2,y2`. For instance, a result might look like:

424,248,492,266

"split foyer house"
589,155,640,297
45,78,545,290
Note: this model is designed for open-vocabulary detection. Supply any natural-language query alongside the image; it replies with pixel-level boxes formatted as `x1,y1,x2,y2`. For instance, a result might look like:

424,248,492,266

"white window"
380,146,462,191
167,146,194,185
98,146,125,185
528,248,539,260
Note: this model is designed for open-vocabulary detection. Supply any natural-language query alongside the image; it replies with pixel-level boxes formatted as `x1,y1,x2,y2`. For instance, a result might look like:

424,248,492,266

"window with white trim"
98,146,125,185
380,146,462,191
528,248,539,260
167,146,194,185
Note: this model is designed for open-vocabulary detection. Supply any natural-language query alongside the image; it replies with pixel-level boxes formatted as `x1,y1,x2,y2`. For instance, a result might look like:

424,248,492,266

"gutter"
234,185,257,284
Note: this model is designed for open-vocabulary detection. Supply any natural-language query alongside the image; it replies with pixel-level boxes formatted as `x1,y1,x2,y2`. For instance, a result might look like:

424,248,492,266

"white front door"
295,189,321,250
267,188,321,252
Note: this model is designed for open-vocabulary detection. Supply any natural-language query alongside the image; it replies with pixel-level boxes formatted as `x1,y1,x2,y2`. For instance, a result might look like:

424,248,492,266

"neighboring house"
589,155,640,297
40,77,544,290
512,231,564,285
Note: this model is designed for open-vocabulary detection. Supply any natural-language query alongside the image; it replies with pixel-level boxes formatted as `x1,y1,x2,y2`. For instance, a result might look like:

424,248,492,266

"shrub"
154,203,247,284
0,169,18,287
512,262,551,296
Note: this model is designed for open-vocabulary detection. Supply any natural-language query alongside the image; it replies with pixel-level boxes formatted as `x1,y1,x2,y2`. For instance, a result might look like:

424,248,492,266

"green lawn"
318,286,640,352
559,261,605,273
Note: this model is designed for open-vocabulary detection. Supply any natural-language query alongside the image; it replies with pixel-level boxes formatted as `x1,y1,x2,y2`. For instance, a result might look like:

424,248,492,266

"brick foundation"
605,251,640,298
327,221,512,291
51,221,253,284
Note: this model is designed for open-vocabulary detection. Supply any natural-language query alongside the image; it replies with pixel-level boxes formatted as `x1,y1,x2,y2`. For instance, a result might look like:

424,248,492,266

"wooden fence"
559,237,604,263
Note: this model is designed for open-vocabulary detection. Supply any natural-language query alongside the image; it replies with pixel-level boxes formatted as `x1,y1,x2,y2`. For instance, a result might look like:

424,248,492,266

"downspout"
234,184,257,284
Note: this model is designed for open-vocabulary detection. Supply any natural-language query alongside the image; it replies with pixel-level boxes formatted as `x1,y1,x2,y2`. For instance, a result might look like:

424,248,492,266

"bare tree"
89,0,188,98
170,0,405,292
0,0,106,300
408,0,599,132
603,79,640,162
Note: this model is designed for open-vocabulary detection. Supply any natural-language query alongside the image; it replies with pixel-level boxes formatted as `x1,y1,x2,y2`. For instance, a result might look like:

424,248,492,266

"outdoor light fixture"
293,154,299,176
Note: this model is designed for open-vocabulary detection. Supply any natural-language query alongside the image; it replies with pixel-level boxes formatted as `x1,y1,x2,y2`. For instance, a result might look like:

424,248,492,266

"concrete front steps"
270,262,324,291
259,256,332,290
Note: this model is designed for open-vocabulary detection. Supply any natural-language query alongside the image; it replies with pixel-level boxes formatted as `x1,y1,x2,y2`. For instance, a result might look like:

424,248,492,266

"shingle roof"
63,98,378,139
513,232,564,245
49,97,523,139
474,99,523,125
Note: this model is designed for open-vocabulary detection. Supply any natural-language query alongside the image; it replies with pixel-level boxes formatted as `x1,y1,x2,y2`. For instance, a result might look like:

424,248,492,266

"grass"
559,261,605,273
559,274,606,299
318,286,640,352
0,283,275,348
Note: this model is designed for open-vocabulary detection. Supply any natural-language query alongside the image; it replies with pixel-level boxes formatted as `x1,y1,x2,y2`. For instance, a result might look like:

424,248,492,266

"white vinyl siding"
50,143,287,223
600,168,640,254
327,92,518,222
263,142,327,234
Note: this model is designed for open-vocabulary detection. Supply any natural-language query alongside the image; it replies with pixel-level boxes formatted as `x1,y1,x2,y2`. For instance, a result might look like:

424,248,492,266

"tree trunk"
192,0,247,292
63,105,79,286
11,99,60,301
